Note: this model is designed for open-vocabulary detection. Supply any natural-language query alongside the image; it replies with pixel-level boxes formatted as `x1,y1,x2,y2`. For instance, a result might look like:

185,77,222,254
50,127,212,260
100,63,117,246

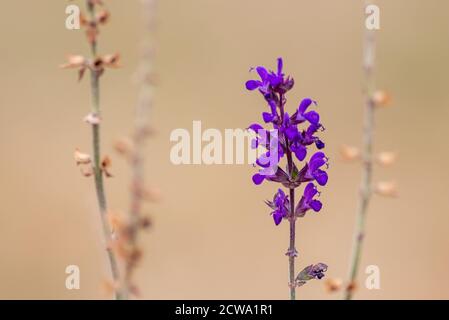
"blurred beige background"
0,0,448,299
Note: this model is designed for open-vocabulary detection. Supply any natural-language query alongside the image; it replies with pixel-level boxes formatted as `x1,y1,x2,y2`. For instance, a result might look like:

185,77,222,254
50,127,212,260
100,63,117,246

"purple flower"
252,166,290,186
296,263,328,287
245,58,294,98
298,152,329,186
301,123,325,150
307,263,328,279
248,123,285,186
261,100,279,124
293,98,320,125
265,189,290,225
295,183,323,217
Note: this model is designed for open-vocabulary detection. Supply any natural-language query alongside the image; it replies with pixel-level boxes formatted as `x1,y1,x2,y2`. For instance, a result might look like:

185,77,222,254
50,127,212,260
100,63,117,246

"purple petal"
256,153,271,168
315,139,325,149
304,111,320,125
268,100,277,114
256,66,268,80
314,170,328,186
251,138,258,149
273,211,283,225
248,123,263,133
310,200,322,212
303,182,318,200
293,145,307,161
277,188,285,198
246,80,261,90
252,173,265,185
309,151,325,164
262,112,274,123
277,57,283,75
309,158,326,172
285,126,298,140
298,98,313,114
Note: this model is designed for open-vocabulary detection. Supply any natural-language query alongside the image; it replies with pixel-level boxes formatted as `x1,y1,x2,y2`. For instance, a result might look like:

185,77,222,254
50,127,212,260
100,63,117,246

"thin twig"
345,1,376,300
86,1,123,300
122,0,157,298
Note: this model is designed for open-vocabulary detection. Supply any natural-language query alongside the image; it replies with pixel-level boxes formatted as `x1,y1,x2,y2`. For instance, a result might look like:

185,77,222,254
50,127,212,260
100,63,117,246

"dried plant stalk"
121,0,157,298
345,2,376,300
85,1,123,300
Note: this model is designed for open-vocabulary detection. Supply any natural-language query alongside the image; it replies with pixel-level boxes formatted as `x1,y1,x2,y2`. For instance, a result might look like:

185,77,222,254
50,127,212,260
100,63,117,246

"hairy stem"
281,92,297,301
345,5,376,300
288,187,296,300
86,1,123,300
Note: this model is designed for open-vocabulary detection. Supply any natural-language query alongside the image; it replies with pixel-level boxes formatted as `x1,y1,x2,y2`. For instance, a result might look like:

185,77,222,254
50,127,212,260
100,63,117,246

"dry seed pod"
324,278,343,293
375,181,398,197
372,90,391,107
102,53,121,68
346,281,357,293
101,156,114,177
340,145,360,161
96,10,110,25
376,152,396,166
60,55,86,69
79,165,94,177
114,138,134,157
74,148,92,165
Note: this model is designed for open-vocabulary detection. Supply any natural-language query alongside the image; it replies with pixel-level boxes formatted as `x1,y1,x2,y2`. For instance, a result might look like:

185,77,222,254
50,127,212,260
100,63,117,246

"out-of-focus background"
0,0,448,299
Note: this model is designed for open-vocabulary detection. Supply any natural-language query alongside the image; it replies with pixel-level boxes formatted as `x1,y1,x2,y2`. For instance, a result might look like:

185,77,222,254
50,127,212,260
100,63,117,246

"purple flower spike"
295,183,323,217
245,58,328,296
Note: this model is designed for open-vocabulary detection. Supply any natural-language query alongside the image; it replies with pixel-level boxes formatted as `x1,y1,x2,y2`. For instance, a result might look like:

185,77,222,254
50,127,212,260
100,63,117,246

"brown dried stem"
85,0,123,300
345,1,376,300
121,0,157,298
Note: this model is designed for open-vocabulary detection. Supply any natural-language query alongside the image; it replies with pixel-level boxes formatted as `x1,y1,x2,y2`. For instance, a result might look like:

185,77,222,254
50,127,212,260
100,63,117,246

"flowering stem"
288,187,296,300
86,1,123,300
345,13,376,300
282,91,297,301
